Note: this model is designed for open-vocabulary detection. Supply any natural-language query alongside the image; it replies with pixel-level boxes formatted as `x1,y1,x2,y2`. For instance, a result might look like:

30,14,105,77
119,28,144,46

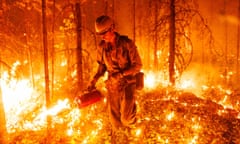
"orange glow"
176,79,195,89
144,71,157,89
35,99,70,120
188,135,198,144
166,111,175,121
1,72,39,132
1,66,77,133
1,62,239,143
143,70,169,89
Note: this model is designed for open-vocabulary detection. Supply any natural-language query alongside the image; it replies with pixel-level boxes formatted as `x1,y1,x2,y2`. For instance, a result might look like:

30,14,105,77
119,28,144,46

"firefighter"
88,15,142,142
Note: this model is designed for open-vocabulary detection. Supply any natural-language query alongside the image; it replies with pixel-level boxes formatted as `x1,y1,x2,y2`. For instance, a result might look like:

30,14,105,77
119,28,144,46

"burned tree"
144,0,213,85
75,2,83,90
169,0,176,85
0,1,8,143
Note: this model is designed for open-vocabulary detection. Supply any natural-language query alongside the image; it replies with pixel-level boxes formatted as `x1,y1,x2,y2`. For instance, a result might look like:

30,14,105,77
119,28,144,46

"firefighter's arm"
88,63,106,90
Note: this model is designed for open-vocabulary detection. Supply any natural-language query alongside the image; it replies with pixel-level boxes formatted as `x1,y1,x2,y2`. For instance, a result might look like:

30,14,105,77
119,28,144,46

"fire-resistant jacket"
93,32,142,81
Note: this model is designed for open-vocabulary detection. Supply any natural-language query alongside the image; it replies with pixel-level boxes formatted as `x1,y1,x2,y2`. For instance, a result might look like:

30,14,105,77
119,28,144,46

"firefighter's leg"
107,88,123,130
120,83,137,127
108,88,130,144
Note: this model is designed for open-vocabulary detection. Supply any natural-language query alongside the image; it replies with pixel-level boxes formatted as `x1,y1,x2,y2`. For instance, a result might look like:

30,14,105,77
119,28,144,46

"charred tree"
42,0,51,142
237,0,240,81
0,1,7,143
133,0,136,42
75,2,83,90
223,0,229,83
104,0,108,14
153,0,159,71
147,0,215,84
169,0,176,85
112,0,115,18
42,0,50,111
24,10,35,88
51,0,56,99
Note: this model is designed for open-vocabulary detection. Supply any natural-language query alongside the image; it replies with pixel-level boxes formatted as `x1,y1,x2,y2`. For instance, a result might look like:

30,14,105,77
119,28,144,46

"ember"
0,0,240,143
0,69,239,143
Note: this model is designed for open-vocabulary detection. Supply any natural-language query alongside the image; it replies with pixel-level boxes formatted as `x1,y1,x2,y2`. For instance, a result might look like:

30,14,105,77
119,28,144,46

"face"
101,31,114,42
97,28,115,43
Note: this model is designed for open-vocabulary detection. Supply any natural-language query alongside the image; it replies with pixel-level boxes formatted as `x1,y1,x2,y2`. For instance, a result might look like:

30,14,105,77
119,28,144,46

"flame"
176,79,195,89
0,62,239,143
1,72,41,132
33,99,70,125
166,111,175,121
1,67,75,133
188,135,198,144
144,71,157,89
135,128,142,137
144,70,168,89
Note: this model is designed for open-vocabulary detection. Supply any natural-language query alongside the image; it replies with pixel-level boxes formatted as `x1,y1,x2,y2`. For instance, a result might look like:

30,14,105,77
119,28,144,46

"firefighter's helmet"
95,15,114,35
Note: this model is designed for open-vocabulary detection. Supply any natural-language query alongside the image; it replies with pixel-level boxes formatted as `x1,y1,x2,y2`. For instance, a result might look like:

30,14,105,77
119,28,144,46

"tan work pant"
107,82,137,131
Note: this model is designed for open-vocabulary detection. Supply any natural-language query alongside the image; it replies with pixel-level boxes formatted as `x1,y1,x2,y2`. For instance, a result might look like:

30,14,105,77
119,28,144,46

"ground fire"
1,0,240,144
1,68,240,143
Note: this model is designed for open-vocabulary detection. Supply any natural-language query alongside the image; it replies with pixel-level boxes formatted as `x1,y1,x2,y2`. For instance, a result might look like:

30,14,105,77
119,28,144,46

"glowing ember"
0,67,239,143
176,79,195,89
189,135,198,144
1,73,42,132
134,128,142,137
166,111,175,121
144,71,157,89
143,70,168,89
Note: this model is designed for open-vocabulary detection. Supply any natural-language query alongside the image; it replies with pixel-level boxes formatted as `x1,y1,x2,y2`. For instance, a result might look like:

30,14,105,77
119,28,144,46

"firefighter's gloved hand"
112,72,127,90
111,72,124,80
87,84,95,91
117,77,127,90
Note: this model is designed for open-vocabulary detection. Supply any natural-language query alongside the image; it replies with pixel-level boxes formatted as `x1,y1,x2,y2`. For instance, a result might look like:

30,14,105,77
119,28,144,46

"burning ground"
3,82,240,144
0,68,239,144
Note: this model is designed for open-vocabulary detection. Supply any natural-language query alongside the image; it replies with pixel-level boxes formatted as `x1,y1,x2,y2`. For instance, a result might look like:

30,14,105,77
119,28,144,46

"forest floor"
6,88,240,144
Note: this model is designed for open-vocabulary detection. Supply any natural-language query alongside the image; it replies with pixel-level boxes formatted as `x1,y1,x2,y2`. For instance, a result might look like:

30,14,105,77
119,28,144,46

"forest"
0,0,240,143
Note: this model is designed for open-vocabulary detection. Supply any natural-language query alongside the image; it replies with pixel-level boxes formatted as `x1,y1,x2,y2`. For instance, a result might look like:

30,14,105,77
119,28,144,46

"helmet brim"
96,27,111,35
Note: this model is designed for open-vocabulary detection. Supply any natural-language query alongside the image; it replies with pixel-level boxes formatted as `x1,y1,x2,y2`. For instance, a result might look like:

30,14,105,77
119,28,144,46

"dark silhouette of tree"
41,0,51,143
133,0,136,41
169,0,176,85
237,0,240,81
75,2,83,90
144,0,213,85
154,0,160,71
0,1,7,143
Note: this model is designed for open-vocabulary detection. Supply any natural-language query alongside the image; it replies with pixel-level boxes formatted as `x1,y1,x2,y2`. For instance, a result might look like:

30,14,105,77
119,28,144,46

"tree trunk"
153,0,158,70
51,0,56,100
42,0,50,110
237,0,240,81
104,0,108,14
42,0,51,142
0,1,7,143
75,2,83,90
112,0,115,18
25,16,35,88
133,0,136,42
169,0,176,85
224,0,229,83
